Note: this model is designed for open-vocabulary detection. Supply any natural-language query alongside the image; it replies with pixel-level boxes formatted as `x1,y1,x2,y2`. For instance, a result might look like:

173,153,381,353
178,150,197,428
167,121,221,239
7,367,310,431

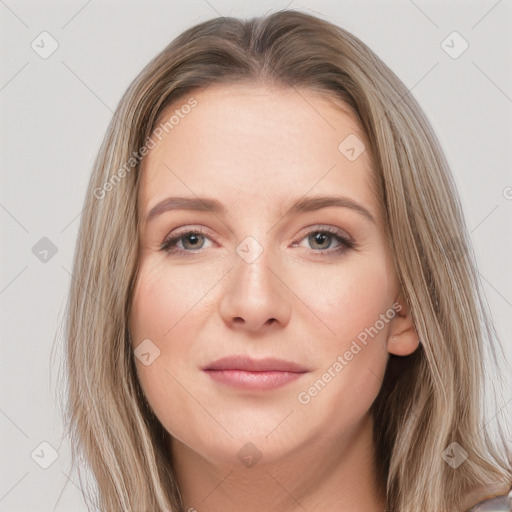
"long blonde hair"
58,9,512,511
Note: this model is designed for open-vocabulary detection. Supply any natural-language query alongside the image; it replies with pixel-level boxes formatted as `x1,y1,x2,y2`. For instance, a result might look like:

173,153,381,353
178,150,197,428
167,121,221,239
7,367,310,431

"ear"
386,294,420,356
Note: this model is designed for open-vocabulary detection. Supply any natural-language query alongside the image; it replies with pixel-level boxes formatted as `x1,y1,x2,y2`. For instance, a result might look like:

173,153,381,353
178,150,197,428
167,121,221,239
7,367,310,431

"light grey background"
1,0,511,510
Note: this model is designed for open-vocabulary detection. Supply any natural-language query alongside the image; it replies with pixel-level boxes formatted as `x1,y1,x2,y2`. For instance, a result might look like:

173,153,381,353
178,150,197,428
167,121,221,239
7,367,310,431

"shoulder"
465,486,512,511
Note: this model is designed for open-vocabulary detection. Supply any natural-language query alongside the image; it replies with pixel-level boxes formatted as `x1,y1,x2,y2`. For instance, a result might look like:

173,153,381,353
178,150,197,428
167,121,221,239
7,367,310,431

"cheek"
128,262,205,403
292,253,393,347
129,259,220,343
128,261,216,439
291,254,393,430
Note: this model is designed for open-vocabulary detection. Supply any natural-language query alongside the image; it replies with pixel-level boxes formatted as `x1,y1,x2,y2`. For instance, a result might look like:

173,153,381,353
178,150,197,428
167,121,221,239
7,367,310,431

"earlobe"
386,301,420,356
387,331,420,356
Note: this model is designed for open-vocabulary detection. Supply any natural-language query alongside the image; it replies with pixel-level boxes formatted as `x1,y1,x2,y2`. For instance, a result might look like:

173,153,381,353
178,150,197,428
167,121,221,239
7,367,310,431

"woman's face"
129,83,414,468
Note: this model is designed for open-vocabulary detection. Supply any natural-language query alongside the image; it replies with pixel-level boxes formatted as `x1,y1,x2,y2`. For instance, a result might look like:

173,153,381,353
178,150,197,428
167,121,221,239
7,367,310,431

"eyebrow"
145,195,375,225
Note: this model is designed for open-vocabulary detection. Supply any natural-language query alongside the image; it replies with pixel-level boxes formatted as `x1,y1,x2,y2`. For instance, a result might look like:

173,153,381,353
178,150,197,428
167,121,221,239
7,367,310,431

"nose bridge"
219,233,291,330
236,235,274,291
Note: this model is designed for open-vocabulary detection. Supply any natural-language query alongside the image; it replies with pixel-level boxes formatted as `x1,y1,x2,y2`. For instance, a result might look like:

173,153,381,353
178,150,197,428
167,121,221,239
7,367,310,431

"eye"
292,226,355,256
160,225,356,256
160,228,214,254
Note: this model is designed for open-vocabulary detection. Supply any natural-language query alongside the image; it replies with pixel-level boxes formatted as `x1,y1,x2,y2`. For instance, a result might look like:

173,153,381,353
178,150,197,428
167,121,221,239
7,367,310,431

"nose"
219,244,291,333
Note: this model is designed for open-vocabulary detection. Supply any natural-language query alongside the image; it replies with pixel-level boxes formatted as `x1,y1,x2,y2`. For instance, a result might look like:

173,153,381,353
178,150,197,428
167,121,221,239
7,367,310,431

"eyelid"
290,224,356,255
292,224,353,244
159,226,215,251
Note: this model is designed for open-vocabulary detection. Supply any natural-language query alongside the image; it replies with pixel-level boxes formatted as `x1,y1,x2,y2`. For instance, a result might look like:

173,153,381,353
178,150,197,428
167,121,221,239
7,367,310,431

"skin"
128,83,420,512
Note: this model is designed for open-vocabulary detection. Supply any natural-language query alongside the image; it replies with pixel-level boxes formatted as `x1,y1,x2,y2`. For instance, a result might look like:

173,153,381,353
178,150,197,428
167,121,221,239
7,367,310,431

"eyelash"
159,226,356,257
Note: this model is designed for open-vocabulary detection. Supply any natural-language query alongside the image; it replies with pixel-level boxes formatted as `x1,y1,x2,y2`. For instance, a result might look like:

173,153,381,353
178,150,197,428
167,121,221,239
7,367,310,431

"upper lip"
203,355,309,373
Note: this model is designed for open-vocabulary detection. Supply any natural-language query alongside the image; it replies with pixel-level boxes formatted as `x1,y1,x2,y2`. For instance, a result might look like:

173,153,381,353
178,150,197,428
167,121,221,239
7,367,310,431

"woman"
62,9,512,511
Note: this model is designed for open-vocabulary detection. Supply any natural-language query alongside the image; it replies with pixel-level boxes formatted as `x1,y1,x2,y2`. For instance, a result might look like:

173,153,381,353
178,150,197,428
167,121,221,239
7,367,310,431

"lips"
202,355,309,391
202,355,309,373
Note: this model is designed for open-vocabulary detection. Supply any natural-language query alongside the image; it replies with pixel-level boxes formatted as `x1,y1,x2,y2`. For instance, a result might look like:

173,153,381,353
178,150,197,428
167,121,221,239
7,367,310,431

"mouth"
202,355,309,391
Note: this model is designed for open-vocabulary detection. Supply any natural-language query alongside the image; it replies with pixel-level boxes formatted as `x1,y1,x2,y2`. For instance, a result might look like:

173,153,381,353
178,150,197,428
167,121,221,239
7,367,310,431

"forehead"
139,83,377,220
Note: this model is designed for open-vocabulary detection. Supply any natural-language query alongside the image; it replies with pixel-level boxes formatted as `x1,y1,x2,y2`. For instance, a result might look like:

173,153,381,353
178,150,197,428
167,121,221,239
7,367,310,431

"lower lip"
203,369,305,391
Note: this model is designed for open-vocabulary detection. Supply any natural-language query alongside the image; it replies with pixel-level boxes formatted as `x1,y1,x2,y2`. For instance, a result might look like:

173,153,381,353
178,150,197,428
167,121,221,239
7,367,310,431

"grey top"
466,489,512,511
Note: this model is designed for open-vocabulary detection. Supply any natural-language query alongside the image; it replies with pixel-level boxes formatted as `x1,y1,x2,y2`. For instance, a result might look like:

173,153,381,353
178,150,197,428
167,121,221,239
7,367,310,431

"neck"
170,413,386,512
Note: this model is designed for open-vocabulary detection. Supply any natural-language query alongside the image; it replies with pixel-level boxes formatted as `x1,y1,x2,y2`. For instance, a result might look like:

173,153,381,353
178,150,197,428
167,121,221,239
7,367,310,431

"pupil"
311,232,330,249
184,233,203,249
